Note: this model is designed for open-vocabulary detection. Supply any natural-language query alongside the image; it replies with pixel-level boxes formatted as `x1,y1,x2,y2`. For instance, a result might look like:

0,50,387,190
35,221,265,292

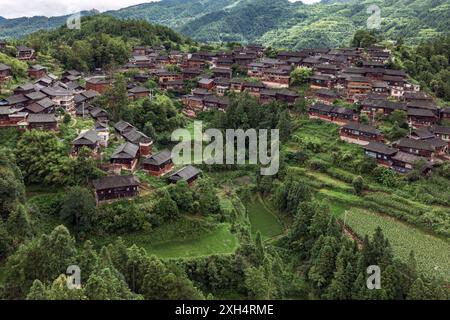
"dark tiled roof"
168,165,200,182
392,151,426,165
114,120,134,133
92,175,139,191
111,142,139,159
432,125,450,135
73,129,99,145
397,138,435,151
27,113,56,123
143,149,172,166
407,108,436,117
363,142,398,155
342,122,381,135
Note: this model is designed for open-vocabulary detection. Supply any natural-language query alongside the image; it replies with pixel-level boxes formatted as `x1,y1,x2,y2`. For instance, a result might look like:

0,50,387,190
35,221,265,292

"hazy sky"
0,0,321,19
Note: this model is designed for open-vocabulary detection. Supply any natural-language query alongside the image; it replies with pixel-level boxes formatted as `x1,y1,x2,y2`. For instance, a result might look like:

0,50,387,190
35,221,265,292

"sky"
0,0,321,19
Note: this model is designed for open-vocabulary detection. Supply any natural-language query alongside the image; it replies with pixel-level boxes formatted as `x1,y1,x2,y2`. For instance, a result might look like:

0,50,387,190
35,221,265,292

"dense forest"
23,16,195,72
1,0,449,49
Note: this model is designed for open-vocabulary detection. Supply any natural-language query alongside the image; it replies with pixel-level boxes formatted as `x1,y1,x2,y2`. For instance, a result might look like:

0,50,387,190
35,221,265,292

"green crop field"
344,208,450,282
246,196,284,239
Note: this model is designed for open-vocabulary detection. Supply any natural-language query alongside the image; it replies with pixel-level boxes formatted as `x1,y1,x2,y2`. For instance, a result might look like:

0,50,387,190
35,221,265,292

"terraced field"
246,195,284,239
344,208,450,282
288,118,450,281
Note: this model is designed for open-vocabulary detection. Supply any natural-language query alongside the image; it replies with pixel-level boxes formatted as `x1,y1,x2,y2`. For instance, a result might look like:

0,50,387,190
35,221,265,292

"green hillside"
1,0,449,48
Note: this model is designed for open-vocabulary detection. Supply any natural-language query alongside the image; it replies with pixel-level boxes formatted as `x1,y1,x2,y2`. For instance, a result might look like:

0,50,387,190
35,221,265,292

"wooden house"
27,113,57,130
28,65,47,78
391,152,430,174
431,126,450,147
0,64,12,82
85,78,112,94
128,86,150,100
363,142,398,167
90,107,109,122
396,138,447,159
114,120,134,136
16,45,35,61
309,74,335,89
142,149,173,176
92,175,140,204
168,165,201,185
122,129,153,157
407,108,437,128
212,68,232,79
310,88,340,105
340,122,383,145
110,142,140,171
72,129,100,155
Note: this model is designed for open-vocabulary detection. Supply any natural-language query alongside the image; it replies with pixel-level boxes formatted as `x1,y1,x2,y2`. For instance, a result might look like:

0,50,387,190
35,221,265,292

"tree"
60,187,96,234
193,179,221,215
290,67,312,86
155,189,179,220
15,130,70,185
168,181,194,212
70,146,103,186
277,110,292,142
245,266,270,300
3,225,77,299
352,176,364,195
351,30,379,48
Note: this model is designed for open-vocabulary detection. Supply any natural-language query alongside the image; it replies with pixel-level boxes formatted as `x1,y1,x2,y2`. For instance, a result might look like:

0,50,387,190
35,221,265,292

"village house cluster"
0,42,203,204
122,44,300,117
301,46,449,174
1,39,449,202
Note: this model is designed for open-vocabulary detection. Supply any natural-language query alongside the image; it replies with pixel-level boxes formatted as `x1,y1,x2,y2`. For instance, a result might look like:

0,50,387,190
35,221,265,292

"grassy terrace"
345,209,450,282
286,118,450,281
246,195,284,240
94,217,239,260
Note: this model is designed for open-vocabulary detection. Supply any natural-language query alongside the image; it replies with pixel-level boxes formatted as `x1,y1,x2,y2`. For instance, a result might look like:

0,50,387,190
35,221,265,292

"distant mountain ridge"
0,0,449,49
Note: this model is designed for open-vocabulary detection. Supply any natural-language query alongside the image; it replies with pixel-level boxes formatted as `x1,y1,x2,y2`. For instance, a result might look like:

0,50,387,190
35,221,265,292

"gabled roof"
114,120,134,134
92,175,139,191
6,94,28,105
128,86,150,94
0,63,11,71
342,122,381,135
82,90,100,99
309,103,333,112
111,142,139,159
397,138,435,151
90,107,108,118
407,108,436,118
432,125,450,135
392,151,427,165
143,149,172,166
168,165,200,182
363,142,398,155
37,97,55,109
27,113,56,123
410,128,434,140
73,129,99,145
25,91,46,101
123,128,152,144
24,103,45,114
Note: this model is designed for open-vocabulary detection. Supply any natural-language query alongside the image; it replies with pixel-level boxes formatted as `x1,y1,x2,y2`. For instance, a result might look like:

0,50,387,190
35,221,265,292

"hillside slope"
0,0,449,48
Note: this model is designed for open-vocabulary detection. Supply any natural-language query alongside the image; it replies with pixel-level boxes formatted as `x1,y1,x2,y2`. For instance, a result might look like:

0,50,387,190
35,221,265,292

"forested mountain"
1,0,449,48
